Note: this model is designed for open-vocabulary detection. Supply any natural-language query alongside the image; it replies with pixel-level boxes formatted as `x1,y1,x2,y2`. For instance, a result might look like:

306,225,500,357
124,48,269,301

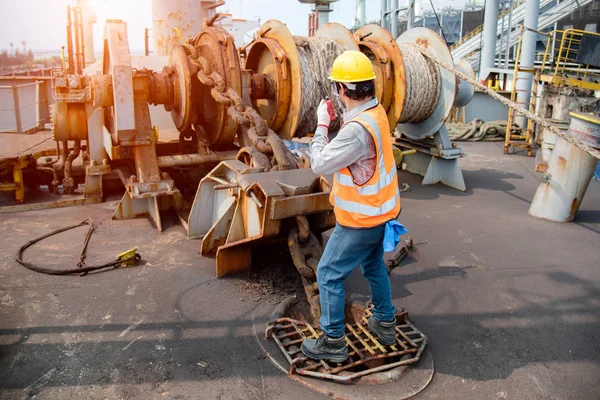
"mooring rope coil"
295,36,345,136
417,48,600,159
398,43,441,124
447,119,521,142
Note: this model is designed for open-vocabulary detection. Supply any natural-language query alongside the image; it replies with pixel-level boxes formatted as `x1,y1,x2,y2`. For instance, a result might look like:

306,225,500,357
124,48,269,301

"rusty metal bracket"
386,236,413,273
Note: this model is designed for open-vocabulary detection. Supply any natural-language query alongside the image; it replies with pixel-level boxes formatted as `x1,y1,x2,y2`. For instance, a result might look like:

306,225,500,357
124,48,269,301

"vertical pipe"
317,10,329,28
481,0,499,76
407,0,415,30
499,1,506,60
73,9,81,74
515,0,540,128
77,0,95,65
66,6,74,74
503,0,513,68
357,0,366,27
78,8,86,70
391,0,399,38
12,85,22,134
145,28,150,56
381,0,387,30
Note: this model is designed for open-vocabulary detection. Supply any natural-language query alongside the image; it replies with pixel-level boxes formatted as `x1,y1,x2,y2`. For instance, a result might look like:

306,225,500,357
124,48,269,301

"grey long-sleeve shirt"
310,98,377,185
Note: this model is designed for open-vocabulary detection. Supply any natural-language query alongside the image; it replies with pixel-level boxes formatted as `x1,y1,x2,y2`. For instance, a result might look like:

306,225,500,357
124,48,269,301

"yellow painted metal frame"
539,28,600,92
506,27,600,155
0,149,57,204
505,26,539,156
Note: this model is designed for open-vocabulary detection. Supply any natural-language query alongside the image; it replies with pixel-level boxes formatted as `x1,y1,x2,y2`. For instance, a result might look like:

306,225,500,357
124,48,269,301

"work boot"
367,315,397,345
301,334,349,363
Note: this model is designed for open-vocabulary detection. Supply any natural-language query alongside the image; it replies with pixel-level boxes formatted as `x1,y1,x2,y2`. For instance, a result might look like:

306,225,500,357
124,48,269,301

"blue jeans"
317,223,396,338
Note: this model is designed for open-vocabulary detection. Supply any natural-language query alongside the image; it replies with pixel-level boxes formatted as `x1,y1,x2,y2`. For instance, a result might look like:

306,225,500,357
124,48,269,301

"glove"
317,99,336,127
383,220,408,252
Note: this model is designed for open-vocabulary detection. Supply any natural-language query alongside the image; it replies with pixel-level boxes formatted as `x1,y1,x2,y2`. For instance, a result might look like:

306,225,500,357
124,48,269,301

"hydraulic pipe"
156,151,239,168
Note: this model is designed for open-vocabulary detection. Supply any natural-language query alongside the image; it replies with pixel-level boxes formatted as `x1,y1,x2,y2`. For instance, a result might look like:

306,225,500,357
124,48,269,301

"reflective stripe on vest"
331,104,400,227
332,192,399,217
334,113,397,195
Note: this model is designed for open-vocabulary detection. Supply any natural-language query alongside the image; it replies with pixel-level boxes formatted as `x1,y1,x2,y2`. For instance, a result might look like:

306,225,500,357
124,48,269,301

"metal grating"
266,305,427,383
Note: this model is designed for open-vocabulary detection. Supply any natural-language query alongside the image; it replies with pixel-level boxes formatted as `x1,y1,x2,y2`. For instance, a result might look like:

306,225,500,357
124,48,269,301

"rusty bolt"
161,172,169,180
129,175,137,183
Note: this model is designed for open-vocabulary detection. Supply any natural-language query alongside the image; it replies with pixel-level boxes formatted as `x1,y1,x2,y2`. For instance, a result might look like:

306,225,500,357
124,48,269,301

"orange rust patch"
557,156,567,169
416,38,430,48
570,198,579,217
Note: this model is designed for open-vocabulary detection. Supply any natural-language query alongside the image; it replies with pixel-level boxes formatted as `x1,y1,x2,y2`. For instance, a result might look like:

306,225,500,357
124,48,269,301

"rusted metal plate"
168,45,194,131
358,41,394,115
0,196,102,214
245,38,292,133
266,305,427,383
216,245,252,278
355,25,406,131
453,59,475,108
254,20,302,140
237,168,320,194
270,193,332,220
0,131,54,160
195,26,242,146
102,21,135,138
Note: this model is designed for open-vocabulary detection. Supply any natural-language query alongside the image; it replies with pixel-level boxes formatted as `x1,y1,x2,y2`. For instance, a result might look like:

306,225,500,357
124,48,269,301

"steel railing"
0,81,47,134
539,28,600,89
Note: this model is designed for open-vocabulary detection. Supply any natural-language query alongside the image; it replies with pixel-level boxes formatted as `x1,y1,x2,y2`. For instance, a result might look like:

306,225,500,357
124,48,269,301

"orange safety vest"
330,103,401,228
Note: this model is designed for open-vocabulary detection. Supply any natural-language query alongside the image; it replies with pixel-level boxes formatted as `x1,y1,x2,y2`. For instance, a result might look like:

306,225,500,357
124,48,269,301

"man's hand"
317,99,337,128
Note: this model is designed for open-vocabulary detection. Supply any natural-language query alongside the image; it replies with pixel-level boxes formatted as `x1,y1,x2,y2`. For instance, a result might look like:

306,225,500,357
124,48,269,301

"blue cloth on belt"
383,220,408,252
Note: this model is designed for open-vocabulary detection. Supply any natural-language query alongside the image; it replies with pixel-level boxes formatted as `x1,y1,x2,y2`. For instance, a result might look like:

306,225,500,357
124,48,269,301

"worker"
301,51,401,362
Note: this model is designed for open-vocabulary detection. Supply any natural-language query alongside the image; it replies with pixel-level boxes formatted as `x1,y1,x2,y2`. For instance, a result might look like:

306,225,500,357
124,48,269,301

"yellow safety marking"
346,324,375,355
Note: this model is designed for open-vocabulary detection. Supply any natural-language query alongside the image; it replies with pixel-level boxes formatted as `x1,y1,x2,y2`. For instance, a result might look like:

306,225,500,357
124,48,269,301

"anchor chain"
288,216,323,324
189,51,298,171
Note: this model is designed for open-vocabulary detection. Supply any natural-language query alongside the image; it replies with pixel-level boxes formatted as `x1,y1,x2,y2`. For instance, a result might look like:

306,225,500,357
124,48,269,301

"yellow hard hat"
329,50,376,83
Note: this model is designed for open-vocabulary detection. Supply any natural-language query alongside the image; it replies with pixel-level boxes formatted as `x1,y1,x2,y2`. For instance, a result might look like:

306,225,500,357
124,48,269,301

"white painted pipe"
529,113,600,222
515,0,540,128
480,0,499,76
357,0,366,27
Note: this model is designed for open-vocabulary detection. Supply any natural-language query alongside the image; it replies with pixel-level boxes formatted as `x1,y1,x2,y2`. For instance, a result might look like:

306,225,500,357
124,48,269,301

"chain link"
288,216,323,324
190,51,298,170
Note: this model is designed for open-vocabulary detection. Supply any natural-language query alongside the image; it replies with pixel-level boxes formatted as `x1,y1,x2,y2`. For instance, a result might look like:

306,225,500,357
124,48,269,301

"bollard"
529,113,600,222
